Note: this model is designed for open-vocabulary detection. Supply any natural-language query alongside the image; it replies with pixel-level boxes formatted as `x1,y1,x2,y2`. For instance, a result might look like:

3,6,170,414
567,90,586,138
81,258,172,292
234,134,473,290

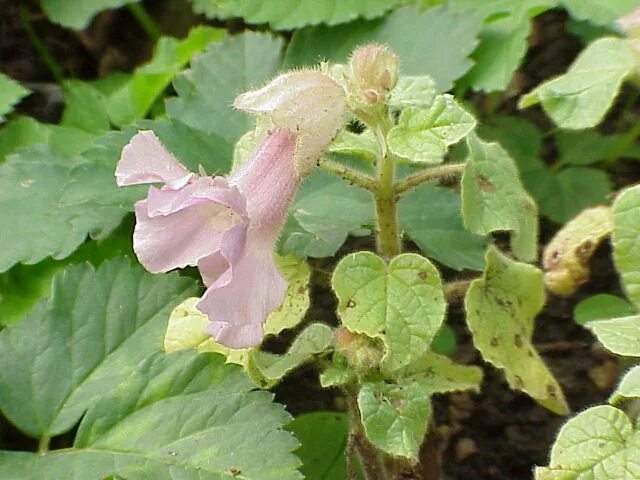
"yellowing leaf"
465,246,569,415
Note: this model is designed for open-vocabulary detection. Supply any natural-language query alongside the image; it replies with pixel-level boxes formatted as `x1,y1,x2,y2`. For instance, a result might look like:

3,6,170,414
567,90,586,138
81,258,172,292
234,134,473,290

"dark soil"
0,3,634,480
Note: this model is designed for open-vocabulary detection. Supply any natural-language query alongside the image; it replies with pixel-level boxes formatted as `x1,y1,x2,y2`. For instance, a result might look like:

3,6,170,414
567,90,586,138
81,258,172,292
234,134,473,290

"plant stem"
20,7,65,84
607,120,640,164
395,163,465,195
128,3,162,41
345,392,388,480
373,117,401,258
319,158,377,192
37,435,50,455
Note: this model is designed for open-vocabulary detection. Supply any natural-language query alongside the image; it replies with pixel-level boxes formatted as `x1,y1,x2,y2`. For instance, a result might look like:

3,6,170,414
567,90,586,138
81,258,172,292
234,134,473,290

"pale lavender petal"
116,130,193,189
133,187,247,273
198,240,287,348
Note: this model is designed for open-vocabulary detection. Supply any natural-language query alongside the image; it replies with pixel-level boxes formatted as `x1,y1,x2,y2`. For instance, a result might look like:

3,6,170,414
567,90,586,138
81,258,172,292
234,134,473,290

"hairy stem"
395,163,465,195
346,392,388,480
319,158,377,192
373,117,401,258
128,3,162,41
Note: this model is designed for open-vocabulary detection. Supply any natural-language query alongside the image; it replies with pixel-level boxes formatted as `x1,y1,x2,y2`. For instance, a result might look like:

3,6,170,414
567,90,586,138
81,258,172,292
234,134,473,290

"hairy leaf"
332,252,445,371
400,351,483,395
388,75,437,109
462,133,538,262
610,365,640,403
613,185,640,307
561,0,639,27
519,37,636,129
587,315,640,356
535,405,640,479
465,247,569,414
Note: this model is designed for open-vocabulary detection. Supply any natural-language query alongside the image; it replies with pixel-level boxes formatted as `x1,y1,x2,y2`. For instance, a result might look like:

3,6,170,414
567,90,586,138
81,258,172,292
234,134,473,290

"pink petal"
198,239,287,348
132,185,247,274
116,130,193,189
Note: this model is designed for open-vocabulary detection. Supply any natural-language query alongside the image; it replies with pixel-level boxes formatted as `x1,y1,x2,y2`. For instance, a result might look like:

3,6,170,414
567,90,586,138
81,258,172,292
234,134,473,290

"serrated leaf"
281,171,374,258
0,73,29,122
399,183,487,271
610,365,640,403
401,351,483,395
462,133,538,262
0,146,125,271
0,351,302,479
0,259,197,438
561,0,639,27
388,75,437,109
191,0,404,29
285,5,485,93
328,129,379,162
167,31,283,148
332,252,445,371
107,27,223,126
573,294,635,326
613,185,640,307
543,206,612,296
61,80,110,133
455,0,556,92
465,246,569,414
587,315,640,356
250,323,333,388
41,0,140,29
535,405,640,479
286,412,351,480
358,381,431,459
387,97,476,164
519,37,636,129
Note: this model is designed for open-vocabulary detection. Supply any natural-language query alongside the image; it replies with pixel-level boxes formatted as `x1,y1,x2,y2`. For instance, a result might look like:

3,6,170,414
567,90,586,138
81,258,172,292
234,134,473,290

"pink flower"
116,70,346,348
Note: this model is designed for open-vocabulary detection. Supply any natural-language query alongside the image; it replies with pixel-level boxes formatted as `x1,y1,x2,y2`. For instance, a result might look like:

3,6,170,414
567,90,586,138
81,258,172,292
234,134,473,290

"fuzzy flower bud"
349,43,399,105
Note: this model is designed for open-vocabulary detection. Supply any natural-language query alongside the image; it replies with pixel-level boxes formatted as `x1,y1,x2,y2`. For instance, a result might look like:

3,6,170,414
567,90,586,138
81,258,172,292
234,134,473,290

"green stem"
373,117,401,258
20,7,64,84
395,162,465,195
319,158,377,192
37,435,50,455
128,3,161,41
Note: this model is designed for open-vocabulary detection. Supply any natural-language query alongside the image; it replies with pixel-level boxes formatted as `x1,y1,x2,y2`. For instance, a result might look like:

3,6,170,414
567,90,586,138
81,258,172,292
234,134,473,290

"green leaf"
465,246,569,414
167,31,283,147
107,27,224,126
542,206,613,296
0,259,197,438
401,351,483,395
286,412,351,480
535,405,640,479
462,133,539,262
332,252,446,371
61,80,110,133
250,323,333,388
387,97,476,164
388,75,437,109
328,129,379,163
164,297,210,353
399,183,487,271
555,130,640,166
455,0,556,92
358,381,431,459
264,254,312,336
613,185,640,307
320,356,356,388
190,0,404,29
281,171,374,258
431,324,458,356
610,365,640,403
41,0,140,29
285,5,485,93
561,0,639,27
519,37,636,129
0,351,302,479
587,315,640,356
0,146,125,271
0,73,29,122
574,294,635,326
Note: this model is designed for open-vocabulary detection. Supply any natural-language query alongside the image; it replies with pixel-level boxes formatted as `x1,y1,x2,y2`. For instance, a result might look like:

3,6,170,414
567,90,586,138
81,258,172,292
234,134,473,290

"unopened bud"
349,43,399,105
333,327,384,372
